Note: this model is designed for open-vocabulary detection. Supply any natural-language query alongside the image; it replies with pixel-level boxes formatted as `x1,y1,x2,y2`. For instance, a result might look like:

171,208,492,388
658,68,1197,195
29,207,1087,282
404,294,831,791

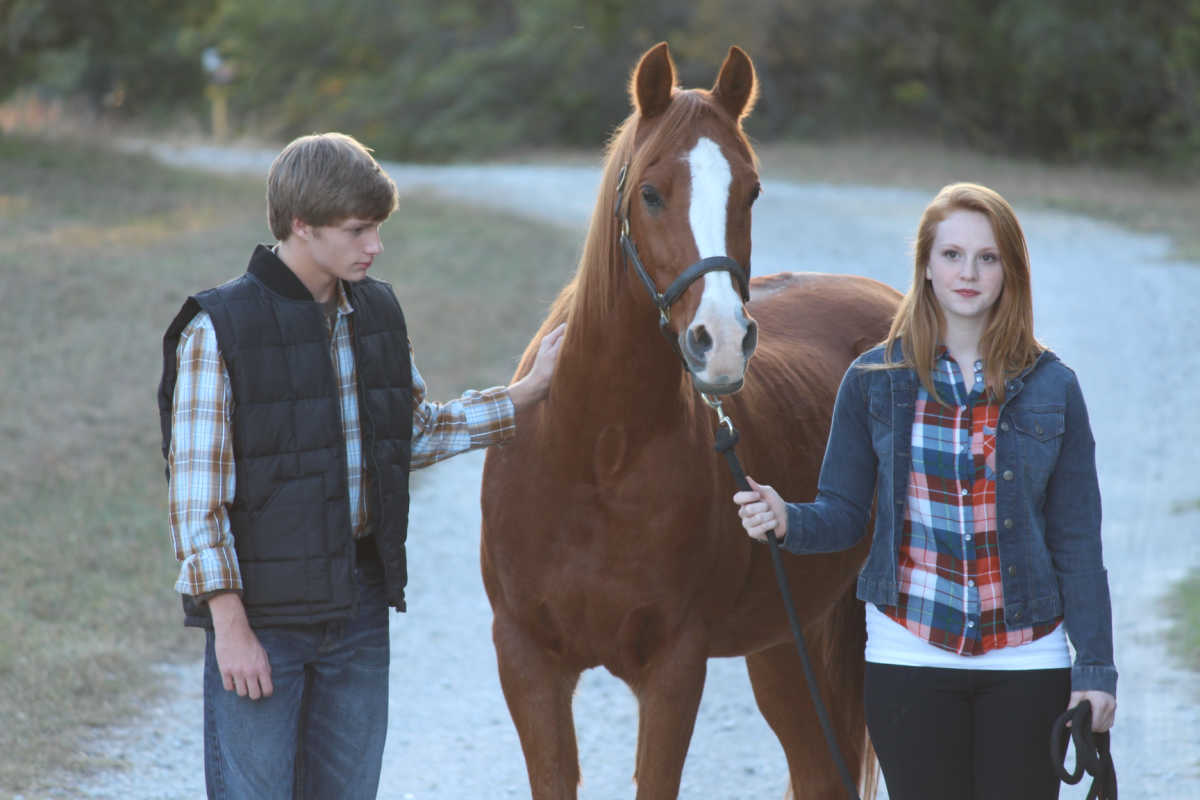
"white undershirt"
864,603,1071,670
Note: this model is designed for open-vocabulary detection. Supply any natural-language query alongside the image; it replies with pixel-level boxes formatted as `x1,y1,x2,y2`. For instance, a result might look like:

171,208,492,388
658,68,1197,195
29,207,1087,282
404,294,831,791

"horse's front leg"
493,608,583,800
629,624,709,799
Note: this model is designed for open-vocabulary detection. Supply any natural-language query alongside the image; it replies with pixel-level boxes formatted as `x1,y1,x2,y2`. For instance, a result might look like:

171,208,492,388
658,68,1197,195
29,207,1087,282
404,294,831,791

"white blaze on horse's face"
683,136,754,393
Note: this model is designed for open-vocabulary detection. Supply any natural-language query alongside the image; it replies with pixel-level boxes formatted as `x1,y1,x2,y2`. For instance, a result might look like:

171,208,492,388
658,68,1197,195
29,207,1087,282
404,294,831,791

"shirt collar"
332,279,355,317
935,345,983,374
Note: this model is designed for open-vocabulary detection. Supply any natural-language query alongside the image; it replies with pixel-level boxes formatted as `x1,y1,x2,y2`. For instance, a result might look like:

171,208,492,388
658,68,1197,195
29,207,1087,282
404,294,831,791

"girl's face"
925,209,1004,329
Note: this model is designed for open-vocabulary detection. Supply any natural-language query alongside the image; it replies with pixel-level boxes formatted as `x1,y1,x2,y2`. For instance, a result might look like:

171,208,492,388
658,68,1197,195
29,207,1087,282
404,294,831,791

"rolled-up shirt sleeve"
409,342,516,469
167,312,242,597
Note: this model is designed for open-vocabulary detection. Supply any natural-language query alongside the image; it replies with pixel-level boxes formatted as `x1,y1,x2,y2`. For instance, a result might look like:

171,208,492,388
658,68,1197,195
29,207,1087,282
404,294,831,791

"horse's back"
749,270,900,367
750,270,900,317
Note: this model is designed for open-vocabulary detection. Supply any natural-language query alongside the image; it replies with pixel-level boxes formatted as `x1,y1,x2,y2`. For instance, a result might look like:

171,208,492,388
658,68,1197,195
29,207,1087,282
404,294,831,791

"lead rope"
702,394,862,800
1051,699,1117,800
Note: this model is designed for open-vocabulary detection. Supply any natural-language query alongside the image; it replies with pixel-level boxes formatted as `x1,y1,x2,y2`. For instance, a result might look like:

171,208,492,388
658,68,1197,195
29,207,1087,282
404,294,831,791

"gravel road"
51,141,1200,799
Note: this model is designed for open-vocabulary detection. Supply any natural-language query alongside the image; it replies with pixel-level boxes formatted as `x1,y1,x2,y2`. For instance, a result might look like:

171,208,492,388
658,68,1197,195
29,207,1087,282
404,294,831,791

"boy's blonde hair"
267,132,398,241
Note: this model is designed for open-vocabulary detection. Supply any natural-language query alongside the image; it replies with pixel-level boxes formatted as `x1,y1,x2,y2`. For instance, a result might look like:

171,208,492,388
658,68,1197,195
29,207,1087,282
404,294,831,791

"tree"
0,0,215,114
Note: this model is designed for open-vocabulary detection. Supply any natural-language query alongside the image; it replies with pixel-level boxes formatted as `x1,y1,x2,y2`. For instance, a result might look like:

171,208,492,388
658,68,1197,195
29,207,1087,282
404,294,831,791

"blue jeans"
203,562,390,799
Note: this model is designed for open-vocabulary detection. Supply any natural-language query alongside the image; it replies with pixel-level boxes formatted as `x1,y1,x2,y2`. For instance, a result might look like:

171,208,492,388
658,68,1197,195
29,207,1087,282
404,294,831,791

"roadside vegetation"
0,134,579,794
5,1,1198,170
1167,497,1200,674
1168,569,1200,672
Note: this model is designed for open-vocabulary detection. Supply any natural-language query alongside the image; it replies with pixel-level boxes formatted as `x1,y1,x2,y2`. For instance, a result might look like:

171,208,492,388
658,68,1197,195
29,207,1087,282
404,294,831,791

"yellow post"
206,84,230,141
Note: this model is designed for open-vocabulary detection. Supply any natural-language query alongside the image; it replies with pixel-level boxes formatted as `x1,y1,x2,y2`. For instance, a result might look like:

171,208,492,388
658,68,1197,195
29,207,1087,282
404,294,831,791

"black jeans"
865,662,1071,800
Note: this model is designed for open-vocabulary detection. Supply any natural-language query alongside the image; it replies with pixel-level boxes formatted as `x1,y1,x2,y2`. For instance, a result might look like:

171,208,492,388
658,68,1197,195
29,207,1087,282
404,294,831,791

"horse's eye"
749,183,762,206
640,185,663,209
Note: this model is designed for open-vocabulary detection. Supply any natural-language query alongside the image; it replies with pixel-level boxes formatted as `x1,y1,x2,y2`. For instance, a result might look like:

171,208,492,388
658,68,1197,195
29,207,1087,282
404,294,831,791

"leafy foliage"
2,0,1198,165
0,0,216,113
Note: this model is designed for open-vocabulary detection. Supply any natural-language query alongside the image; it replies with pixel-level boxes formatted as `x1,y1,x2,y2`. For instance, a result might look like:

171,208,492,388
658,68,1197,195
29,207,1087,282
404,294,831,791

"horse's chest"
486,423,727,664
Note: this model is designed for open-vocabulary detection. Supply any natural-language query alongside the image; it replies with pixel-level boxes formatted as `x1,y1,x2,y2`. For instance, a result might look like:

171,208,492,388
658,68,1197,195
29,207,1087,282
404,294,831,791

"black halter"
613,164,750,351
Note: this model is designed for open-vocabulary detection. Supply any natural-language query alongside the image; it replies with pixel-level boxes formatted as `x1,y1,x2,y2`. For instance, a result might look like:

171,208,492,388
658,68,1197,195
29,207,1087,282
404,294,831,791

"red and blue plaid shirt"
883,350,1061,655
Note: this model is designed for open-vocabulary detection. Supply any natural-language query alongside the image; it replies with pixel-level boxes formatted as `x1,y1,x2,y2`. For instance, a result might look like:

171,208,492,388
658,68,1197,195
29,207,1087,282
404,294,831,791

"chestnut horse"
480,43,900,799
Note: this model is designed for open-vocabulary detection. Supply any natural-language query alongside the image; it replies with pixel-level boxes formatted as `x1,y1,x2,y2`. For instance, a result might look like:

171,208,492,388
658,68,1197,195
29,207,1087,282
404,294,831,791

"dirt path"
59,142,1200,799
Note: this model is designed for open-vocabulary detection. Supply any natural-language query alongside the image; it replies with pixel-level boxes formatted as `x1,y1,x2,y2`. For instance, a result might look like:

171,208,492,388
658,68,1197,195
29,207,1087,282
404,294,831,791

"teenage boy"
158,132,564,798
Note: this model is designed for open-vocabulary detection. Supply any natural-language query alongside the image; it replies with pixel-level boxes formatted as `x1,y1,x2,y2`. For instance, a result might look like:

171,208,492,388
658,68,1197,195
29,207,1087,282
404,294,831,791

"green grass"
0,133,580,794
1167,494,1200,675
1167,570,1200,673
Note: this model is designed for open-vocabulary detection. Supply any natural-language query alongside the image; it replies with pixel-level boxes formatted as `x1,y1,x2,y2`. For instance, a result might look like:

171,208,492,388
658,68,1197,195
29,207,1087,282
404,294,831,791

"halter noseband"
613,163,750,348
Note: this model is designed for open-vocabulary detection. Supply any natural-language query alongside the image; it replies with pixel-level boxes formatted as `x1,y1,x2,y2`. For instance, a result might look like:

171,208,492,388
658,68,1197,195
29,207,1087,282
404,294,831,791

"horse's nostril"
742,320,759,357
688,325,713,357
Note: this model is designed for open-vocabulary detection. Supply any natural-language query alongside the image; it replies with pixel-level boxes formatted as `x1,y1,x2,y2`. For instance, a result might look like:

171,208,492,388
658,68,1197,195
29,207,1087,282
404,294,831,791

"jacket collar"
1003,348,1058,395
886,338,1057,380
247,244,318,302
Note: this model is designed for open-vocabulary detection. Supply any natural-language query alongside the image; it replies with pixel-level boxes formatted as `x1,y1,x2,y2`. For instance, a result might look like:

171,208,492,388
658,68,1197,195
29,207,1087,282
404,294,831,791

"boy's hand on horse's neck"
507,323,566,411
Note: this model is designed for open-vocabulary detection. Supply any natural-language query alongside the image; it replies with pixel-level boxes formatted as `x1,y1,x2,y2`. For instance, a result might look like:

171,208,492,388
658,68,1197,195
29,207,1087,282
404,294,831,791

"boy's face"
299,217,384,284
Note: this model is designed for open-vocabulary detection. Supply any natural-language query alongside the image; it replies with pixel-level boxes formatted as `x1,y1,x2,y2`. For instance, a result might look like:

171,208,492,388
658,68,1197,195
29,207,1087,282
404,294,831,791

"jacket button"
1003,518,1014,529
1000,421,1010,432
1035,424,1044,435
1012,611,1022,620
1002,469,1014,481
1007,565,1017,576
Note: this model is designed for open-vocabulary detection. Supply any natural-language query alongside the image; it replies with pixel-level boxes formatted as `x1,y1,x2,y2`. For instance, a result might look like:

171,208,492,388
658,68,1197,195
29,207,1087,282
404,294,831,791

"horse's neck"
554,300,690,434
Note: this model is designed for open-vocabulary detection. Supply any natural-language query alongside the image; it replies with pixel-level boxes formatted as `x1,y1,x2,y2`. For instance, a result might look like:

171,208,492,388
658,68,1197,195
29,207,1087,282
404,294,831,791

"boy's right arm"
169,314,271,698
207,592,273,699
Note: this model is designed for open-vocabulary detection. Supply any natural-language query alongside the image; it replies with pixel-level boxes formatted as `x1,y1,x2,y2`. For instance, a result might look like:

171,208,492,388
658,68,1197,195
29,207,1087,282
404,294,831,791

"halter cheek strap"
614,163,751,335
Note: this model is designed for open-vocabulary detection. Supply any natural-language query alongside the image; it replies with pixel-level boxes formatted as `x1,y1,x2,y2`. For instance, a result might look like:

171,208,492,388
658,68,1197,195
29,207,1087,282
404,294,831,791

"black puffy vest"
158,246,413,627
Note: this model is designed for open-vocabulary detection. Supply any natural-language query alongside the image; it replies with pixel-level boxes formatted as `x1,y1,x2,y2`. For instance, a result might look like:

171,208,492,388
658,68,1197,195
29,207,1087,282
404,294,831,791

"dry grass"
0,134,579,794
754,135,1200,261
0,137,263,792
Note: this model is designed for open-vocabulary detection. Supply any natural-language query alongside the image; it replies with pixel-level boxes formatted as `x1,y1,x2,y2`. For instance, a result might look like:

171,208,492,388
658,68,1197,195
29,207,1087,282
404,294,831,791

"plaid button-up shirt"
167,282,515,597
883,350,1060,655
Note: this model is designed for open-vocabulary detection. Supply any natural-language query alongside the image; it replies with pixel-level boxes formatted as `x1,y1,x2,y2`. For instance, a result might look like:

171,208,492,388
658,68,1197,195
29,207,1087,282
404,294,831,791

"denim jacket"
782,342,1117,695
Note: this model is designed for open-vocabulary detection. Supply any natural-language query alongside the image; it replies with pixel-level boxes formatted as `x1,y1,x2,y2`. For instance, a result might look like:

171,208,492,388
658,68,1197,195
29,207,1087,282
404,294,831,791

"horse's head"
614,42,761,395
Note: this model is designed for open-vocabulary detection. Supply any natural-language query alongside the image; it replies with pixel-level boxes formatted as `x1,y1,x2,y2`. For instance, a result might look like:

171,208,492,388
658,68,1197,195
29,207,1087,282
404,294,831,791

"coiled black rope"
1050,699,1117,800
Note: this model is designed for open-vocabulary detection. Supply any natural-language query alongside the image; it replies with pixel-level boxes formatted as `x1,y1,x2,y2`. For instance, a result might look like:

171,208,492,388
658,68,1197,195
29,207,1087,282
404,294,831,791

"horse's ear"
711,45,758,122
631,41,676,119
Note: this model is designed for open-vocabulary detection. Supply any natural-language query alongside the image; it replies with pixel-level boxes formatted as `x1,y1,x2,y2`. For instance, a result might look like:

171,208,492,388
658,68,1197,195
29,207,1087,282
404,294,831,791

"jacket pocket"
1010,406,1064,490
1012,406,1064,442
232,475,326,561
